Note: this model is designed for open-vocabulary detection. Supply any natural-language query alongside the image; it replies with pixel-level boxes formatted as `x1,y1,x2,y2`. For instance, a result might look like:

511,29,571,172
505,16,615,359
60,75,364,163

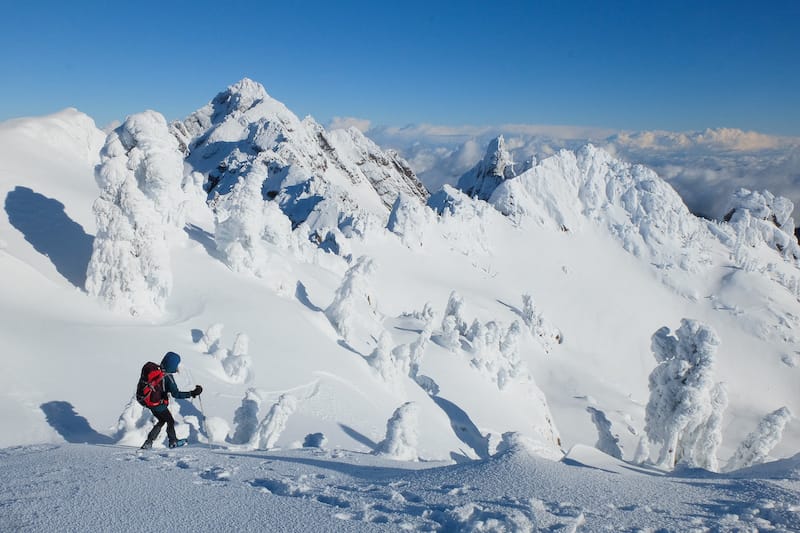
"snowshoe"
168,439,188,448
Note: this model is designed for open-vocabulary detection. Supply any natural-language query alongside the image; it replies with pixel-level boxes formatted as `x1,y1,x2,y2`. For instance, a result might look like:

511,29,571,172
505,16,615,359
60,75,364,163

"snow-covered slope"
1,80,800,530
3,443,799,531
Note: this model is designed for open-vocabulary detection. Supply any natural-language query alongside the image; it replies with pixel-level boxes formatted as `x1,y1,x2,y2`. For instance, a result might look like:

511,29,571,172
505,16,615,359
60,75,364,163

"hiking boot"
168,439,187,448
140,439,153,450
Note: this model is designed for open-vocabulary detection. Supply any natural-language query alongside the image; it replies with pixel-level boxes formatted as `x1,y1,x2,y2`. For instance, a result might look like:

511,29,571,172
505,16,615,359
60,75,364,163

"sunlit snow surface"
2,443,798,531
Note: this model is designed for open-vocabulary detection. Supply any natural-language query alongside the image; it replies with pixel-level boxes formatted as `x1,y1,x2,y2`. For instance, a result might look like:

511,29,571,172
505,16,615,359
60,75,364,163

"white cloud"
327,116,372,132
367,122,800,222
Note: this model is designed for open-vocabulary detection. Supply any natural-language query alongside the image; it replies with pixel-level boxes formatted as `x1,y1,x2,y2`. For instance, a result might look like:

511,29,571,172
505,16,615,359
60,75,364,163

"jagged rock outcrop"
169,78,428,238
456,135,516,200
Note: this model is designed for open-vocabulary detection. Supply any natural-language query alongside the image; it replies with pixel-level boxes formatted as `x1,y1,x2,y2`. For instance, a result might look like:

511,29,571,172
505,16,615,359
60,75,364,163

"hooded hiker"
136,351,203,449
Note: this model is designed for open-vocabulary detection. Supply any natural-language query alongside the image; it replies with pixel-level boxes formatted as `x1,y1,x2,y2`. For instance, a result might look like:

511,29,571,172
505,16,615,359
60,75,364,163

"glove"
190,385,203,397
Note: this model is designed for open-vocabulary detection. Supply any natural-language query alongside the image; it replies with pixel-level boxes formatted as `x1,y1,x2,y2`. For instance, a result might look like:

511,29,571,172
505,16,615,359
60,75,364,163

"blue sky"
2,0,798,135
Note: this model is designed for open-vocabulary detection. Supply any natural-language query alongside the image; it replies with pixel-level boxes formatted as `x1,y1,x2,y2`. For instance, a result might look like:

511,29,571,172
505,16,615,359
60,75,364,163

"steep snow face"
171,78,427,239
488,144,711,273
456,135,517,200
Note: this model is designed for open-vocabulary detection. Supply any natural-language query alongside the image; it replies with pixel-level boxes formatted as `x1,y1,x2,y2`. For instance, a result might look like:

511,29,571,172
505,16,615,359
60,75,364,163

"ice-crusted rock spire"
456,135,516,200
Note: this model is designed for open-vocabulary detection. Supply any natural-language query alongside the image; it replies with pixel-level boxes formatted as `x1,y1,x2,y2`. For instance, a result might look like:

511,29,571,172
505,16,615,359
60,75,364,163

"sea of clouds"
329,117,800,223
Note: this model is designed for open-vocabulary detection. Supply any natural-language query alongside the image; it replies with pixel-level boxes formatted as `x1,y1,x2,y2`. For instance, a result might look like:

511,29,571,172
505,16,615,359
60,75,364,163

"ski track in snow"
1,444,798,532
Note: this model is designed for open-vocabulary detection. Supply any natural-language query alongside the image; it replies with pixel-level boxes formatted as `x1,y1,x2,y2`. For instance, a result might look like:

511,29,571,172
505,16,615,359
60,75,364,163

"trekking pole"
184,367,209,448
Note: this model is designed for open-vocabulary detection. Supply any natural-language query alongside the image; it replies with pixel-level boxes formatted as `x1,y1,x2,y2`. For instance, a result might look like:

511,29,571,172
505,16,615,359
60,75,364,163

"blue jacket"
151,374,192,412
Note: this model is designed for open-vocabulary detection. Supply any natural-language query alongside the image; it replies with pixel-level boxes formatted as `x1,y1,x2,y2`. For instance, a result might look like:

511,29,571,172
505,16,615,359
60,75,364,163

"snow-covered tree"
325,256,377,343
644,319,726,470
113,397,150,444
408,312,435,377
231,389,262,445
86,110,186,316
375,402,419,461
725,407,793,472
521,293,561,354
222,333,253,383
368,332,402,383
215,169,287,275
199,323,225,355
680,383,728,471
443,291,469,336
387,192,433,247
249,394,298,450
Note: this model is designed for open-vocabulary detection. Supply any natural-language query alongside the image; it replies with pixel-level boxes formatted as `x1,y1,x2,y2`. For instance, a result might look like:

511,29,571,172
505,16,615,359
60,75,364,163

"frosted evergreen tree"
222,333,253,383
231,389,262,445
439,315,462,351
86,110,186,316
368,332,401,383
214,170,270,275
679,382,728,471
408,312,435,377
325,256,377,343
376,402,420,461
443,291,469,336
199,322,225,355
725,407,793,472
644,319,726,470
249,394,298,450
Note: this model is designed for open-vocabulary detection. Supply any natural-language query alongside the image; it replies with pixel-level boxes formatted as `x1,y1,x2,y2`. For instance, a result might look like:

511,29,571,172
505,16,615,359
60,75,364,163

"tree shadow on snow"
295,281,323,312
496,299,523,320
338,423,378,451
430,396,489,459
184,224,222,260
228,451,413,480
40,401,113,444
5,186,93,289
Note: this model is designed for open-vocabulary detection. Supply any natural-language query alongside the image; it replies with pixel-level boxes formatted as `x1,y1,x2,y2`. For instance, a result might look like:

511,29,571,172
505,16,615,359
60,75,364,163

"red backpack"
135,362,168,408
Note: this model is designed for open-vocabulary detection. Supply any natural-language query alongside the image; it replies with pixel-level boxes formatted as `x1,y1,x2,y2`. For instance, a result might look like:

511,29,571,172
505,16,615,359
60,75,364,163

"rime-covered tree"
249,394,297,450
325,256,377,343
86,111,186,316
645,319,726,470
725,407,793,472
215,169,294,275
231,389,262,445
376,402,419,461
222,333,252,383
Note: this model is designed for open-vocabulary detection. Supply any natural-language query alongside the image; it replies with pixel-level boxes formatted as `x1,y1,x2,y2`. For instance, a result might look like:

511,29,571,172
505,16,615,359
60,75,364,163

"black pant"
147,408,177,443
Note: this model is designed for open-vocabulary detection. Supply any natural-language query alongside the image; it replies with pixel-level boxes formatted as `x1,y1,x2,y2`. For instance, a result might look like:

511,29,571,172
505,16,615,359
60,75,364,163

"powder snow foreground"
1,443,798,532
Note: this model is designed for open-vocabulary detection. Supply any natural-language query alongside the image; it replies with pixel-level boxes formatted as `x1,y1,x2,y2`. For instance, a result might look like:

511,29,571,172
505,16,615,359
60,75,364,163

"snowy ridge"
487,143,711,273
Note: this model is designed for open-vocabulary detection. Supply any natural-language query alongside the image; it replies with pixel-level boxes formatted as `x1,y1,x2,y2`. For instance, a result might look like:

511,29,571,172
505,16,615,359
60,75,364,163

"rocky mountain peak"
456,135,516,200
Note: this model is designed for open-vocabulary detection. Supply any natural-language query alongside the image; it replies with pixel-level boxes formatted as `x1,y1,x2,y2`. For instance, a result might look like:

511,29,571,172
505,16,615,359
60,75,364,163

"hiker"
139,351,203,449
